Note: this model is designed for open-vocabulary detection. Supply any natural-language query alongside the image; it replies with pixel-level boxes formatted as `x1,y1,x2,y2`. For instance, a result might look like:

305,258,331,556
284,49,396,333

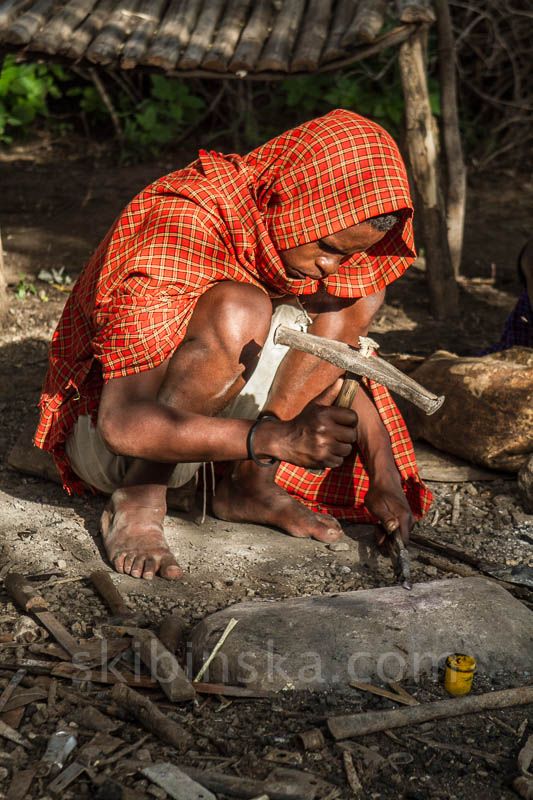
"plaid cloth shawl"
36,109,432,519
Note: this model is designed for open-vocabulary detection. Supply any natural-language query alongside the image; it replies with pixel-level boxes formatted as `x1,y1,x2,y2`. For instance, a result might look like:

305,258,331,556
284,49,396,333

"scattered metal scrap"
1,565,532,799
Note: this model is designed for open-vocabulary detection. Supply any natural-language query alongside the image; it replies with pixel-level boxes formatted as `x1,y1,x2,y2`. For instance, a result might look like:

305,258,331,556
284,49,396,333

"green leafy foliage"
0,55,67,142
14,276,36,300
0,52,434,160
258,63,409,147
122,76,205,158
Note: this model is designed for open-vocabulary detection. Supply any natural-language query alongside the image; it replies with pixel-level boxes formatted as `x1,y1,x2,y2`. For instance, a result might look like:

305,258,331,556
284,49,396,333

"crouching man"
36,110,431,580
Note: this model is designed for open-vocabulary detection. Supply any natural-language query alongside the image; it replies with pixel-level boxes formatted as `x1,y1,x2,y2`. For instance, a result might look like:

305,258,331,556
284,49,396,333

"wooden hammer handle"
4,573,48,612
90,570,133,619
335,373,361,409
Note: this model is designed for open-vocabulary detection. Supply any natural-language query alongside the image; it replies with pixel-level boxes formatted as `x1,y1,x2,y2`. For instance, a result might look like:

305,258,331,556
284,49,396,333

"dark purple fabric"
480,289,533,354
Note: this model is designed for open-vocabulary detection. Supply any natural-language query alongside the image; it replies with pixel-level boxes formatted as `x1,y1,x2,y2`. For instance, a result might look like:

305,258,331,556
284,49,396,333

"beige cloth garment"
65,303,310,494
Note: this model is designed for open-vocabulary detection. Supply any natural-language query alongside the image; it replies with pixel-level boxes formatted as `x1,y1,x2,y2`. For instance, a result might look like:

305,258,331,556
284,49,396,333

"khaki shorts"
66,303,310,494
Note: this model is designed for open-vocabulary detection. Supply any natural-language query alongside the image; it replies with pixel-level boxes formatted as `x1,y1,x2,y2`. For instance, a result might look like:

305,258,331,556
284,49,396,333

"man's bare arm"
97,360,357,469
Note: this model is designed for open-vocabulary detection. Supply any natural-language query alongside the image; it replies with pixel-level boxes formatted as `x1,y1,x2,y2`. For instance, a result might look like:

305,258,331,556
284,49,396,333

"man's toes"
311,517,343,543
289,529,312,539
112,552,127,574
122,553,136,575
141,557,157,580
159,555,184,580
130,555,147,579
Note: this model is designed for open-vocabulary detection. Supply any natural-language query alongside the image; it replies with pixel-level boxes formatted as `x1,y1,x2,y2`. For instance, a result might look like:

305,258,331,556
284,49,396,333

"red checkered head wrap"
198,109,415,297
245,109,413,250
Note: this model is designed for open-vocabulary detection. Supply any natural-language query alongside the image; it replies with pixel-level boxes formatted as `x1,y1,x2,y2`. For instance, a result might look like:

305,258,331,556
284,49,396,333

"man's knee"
188,282,272,351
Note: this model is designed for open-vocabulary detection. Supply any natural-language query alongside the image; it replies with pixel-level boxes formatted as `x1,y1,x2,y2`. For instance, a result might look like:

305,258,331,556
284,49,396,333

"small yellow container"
444,654,476,696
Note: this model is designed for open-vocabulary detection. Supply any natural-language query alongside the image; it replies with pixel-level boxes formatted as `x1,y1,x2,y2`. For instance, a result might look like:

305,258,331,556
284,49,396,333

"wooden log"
5,0,55,45
61,0,114,59
110,683,193,752
341,0,387,47
291,0,333,72
256,0,306,73
328,684,533,740
435,0,466,276
31,0,98,54
8,18,411,79
398,28,458,319
397,0,436,24
0,0,32,30
86,0,141,65
178,0,226,70
0,228,7,323
317,24,414,74
201,0,252,72
229,0,272,73
322,0,358,63
144,0,198,71
121,0,166,69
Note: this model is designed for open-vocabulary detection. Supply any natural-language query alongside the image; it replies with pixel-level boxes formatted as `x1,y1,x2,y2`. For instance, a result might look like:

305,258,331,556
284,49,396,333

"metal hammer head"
273,325,444,415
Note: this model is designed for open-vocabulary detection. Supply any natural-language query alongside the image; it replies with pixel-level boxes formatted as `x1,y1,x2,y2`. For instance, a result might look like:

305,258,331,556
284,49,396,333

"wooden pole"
399,26,459,319
435,0,466,277
328,684,533,740
0,228,7,323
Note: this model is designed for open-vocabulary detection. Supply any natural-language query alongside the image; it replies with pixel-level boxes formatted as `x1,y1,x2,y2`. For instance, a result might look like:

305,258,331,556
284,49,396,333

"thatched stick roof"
0,0,435,77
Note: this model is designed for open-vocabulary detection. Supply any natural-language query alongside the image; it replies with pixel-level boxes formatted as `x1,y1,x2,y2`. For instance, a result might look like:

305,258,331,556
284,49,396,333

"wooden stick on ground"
89,570,137,623
0,717,32,748
110,683,192,752
328,685,533,740
410,534,533,603
194,618,239,683
351,680,419,707
343,750,363,797
134,630,196,702
0,668,26,713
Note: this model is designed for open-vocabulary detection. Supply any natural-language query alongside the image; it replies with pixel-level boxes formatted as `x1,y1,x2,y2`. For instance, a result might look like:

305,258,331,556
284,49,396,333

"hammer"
274,326,441,589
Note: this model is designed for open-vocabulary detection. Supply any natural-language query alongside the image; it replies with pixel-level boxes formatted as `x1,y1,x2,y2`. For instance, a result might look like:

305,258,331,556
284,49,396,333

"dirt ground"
0,140,532,799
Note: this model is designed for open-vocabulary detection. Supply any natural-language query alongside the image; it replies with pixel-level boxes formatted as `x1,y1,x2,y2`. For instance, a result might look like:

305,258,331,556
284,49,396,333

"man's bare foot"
100,486,183,580
213,461,343,543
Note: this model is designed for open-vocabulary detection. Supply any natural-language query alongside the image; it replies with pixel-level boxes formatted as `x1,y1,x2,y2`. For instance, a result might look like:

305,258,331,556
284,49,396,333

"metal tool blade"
274,325,444,415
143,763,216,800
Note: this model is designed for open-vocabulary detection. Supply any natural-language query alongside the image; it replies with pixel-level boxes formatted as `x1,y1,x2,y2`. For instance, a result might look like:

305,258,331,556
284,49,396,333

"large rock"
190,578,533,691
409,347,533,472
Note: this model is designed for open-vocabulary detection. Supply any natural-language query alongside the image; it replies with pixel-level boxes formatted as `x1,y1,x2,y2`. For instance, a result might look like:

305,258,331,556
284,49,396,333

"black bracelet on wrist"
246,414,279,468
